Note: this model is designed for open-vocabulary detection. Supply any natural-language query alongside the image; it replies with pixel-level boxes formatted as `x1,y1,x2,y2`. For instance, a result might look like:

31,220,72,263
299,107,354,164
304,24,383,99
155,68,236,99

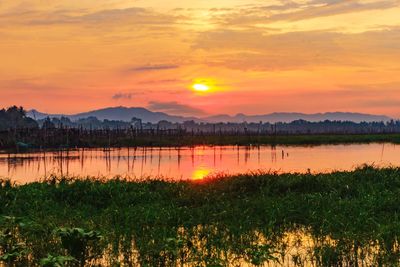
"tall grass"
3,130,400,151
1,166,400,266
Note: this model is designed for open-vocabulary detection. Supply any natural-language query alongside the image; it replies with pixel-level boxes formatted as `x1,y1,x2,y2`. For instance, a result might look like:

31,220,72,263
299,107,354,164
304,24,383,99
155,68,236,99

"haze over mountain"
27,106,392,124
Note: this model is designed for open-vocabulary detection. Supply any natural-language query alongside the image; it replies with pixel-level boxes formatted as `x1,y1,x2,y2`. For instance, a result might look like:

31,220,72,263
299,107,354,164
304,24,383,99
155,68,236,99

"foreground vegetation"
2,167,400,266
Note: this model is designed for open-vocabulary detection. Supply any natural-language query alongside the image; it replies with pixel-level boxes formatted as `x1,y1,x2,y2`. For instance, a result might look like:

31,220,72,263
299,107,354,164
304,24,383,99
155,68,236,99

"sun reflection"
192,167,211,180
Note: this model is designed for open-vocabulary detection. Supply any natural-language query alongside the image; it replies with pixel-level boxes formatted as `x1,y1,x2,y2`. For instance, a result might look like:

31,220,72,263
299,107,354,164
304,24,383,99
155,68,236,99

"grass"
107,133,400,147
1,166,400,266
4,132,400,151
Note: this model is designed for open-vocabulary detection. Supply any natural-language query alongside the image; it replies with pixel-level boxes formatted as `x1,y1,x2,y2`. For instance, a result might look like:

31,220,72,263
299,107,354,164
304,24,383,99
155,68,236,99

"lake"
0,143,399,183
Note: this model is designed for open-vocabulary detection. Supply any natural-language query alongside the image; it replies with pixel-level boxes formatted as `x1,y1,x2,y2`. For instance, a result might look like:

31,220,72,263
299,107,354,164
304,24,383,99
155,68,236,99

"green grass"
2,166,400,266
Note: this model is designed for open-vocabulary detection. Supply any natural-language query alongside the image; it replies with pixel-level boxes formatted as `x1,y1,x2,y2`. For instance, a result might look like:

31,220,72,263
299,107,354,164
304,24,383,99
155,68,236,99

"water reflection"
4,223,398,266
192,167,212,180
0,143,399,183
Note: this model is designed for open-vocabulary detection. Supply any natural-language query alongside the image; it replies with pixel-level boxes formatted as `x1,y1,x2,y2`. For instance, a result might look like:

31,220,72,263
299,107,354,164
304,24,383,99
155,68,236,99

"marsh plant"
2,166,400,266
55,227,102,266
39,254,76,267
0,216,29,266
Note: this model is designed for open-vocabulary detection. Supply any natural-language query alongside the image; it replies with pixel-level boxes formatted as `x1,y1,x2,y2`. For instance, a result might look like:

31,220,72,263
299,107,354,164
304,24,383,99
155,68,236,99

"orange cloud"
0,0,399,117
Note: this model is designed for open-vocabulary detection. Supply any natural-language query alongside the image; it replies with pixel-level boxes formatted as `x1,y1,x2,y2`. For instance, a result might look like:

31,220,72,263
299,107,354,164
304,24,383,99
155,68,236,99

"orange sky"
1,0,400,117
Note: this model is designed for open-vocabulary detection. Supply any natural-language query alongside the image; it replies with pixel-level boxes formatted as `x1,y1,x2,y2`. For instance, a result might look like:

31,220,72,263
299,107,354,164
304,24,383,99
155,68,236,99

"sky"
1,0,400,117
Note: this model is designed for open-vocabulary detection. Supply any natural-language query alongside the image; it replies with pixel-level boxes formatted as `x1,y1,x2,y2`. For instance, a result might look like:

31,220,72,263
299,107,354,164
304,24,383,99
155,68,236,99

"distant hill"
204,112,392,123
27,107,200,124
27,107,392,123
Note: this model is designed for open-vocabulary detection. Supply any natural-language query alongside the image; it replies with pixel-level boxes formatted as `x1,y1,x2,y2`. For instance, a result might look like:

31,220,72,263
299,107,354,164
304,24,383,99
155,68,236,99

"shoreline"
1,133,400,153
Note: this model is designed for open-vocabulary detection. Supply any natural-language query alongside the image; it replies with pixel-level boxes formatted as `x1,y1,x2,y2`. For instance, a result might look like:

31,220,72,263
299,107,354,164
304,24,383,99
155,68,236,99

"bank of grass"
80,133,400,147
1,166,400,266
5,133,400,152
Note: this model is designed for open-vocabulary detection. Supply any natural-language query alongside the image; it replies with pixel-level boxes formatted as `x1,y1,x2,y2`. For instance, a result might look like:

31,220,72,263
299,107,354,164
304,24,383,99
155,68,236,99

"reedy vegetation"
2,128,400,151
2,106,400,150
1,166,400,266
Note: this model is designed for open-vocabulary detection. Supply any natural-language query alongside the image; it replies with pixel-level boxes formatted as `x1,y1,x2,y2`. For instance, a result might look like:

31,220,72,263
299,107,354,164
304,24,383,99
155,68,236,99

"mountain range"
27,106,392,124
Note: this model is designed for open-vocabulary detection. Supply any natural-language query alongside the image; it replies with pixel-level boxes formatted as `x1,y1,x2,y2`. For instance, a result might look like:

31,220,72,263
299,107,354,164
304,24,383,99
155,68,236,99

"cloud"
147,101,206,116
112,93,132,100
126,64,180,72
0,7,184,28
219,0,399,26
339,82,400,92
193,27,400,70
0,78,66,93
258,1,302,12
362,99,400,107
270,0,398,21
286,84,400,112
335,82,400,108
137,79,180,85
203,86,400,117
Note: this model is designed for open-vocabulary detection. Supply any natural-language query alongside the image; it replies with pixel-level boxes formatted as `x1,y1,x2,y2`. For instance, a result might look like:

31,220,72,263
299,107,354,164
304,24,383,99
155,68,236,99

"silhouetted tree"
0,106,38,130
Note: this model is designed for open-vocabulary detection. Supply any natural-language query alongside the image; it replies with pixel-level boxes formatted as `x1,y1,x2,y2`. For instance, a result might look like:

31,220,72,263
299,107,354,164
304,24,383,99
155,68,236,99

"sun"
192,83,210,92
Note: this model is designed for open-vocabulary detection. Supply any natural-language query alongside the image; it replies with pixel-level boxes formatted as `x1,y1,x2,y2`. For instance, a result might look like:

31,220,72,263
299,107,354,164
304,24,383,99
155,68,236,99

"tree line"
1,106,400,149
0,106,38,131
1,106,400,135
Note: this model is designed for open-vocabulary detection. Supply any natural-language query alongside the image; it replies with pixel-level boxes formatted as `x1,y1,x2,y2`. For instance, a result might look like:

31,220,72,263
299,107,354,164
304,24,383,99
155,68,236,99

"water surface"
0,143,398,183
